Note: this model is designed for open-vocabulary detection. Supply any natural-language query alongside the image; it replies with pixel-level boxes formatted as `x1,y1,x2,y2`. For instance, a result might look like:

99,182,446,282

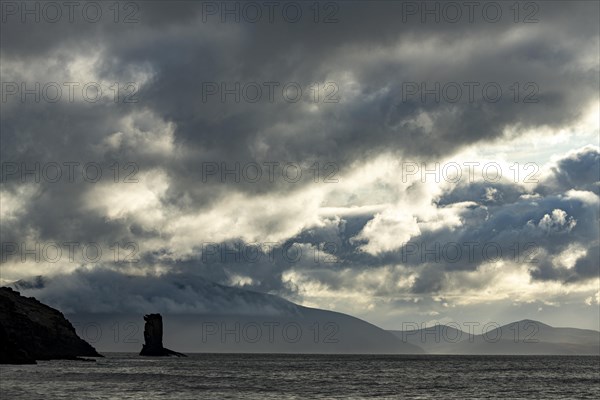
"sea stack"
139,313,186,357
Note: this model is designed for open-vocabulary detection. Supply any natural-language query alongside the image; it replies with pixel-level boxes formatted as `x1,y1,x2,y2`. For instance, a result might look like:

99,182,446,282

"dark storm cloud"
1,1,598,305
207,147,599,296
378,147,598,292
3,1,598,168
540,146,600,195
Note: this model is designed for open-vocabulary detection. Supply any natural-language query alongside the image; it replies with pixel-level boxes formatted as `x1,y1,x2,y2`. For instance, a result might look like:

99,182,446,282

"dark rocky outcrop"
139,313,186,357
0,287,102,364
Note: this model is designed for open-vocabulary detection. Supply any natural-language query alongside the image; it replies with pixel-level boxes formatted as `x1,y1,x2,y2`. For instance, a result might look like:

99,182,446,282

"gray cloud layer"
1,1,598,322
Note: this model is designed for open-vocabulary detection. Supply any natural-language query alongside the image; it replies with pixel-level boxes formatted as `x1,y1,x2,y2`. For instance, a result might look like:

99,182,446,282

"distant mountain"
390,319,600,355
12,275,597,355
70,310,425,354
9,275,423,354
389,324,467,353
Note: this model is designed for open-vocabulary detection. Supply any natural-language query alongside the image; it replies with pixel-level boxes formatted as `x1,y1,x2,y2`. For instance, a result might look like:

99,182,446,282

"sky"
1,0,599,330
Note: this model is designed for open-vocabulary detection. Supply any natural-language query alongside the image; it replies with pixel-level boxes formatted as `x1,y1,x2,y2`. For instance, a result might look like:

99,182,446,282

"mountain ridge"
390,319,600,355
8,276,599,355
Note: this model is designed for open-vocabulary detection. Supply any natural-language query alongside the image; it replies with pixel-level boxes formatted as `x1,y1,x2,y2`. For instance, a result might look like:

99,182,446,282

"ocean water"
1,354,599,399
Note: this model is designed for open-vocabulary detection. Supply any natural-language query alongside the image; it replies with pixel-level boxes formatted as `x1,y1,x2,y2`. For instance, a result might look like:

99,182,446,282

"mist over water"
2,353,599,399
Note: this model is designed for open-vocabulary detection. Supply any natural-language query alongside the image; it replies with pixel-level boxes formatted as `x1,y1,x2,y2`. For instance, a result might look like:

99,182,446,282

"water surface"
1,353,599,399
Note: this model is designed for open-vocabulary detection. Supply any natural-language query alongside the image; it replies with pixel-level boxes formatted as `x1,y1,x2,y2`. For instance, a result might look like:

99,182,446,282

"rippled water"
1,354,599,399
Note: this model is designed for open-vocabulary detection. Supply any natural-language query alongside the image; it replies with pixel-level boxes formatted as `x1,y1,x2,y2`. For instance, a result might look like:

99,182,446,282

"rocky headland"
0,287,102,364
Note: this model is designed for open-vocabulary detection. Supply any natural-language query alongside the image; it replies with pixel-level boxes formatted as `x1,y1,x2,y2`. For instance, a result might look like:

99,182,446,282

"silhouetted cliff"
0,287,102,364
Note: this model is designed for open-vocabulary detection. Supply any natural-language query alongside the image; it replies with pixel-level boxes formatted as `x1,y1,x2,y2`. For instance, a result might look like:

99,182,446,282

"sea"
1,354,599,399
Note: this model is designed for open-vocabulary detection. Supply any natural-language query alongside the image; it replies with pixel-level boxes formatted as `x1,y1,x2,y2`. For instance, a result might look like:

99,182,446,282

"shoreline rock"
0,287,102,364
139,313,186,357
